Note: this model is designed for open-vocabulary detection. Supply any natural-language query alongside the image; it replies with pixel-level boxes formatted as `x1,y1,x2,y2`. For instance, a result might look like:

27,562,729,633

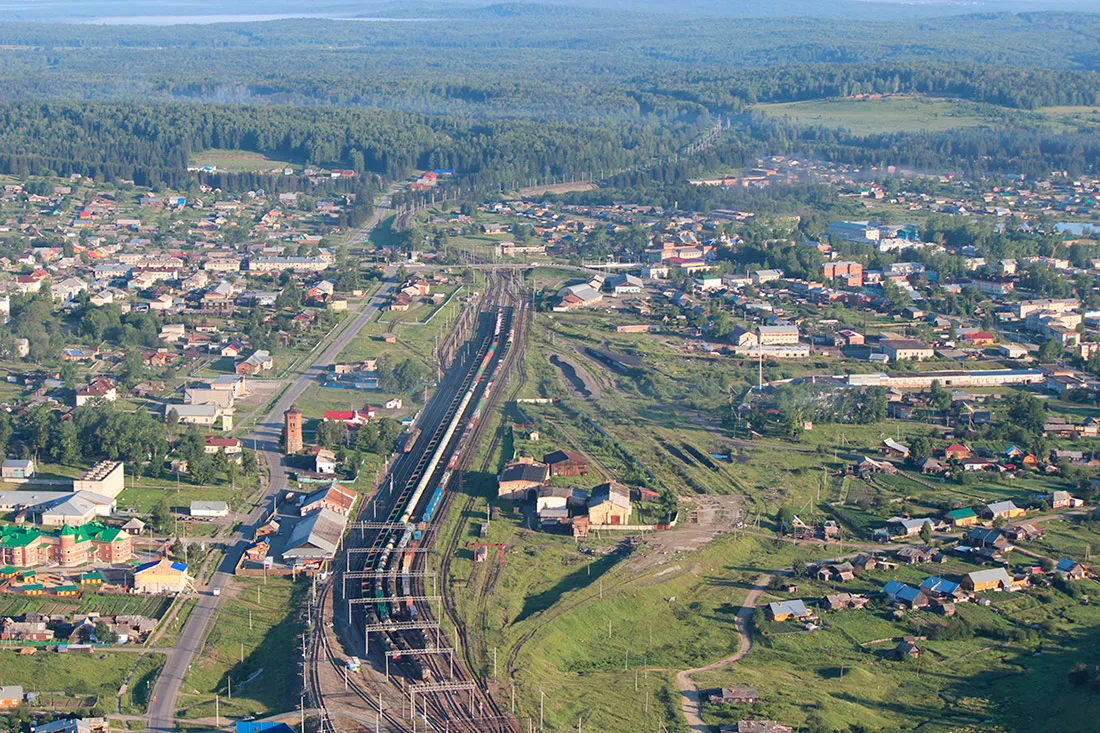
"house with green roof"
945,507,979,527
0,521,132,568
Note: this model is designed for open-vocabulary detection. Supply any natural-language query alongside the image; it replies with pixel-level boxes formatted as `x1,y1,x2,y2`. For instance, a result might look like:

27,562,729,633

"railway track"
312,270,525,733
307,580,411,732
409,275,532,733
404,273,526,733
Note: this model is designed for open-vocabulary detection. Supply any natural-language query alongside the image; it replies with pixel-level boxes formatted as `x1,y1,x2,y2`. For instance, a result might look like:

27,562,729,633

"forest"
0,10,1097,189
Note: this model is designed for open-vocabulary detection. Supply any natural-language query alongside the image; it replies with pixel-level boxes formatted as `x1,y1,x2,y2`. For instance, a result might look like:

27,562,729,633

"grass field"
0,649,165,714
189,149,300,173
752,96,996,134
178,577,307,720
695,583,1100,733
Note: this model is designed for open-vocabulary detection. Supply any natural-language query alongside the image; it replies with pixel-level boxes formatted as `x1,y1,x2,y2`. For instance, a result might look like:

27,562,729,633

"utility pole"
215,695,220,728
540,690,545,732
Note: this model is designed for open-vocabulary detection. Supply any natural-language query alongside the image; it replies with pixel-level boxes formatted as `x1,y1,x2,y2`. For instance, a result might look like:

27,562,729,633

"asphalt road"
146,282,394,733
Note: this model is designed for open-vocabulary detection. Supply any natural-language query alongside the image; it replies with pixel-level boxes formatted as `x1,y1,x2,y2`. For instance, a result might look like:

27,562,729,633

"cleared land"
188,149,300,172
752,96,993,134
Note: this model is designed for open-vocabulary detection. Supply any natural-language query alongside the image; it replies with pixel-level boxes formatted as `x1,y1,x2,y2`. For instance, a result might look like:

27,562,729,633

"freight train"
364,310,508,630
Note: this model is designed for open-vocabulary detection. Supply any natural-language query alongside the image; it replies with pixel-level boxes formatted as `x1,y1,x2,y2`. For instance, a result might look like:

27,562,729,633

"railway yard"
306,271,531,733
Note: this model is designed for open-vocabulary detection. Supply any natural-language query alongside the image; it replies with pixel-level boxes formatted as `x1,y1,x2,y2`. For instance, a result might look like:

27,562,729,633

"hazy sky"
1,0,1098,23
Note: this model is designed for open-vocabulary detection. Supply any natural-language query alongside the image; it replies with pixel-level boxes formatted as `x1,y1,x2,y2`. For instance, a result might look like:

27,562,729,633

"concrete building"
0,523,131,568
299,482,357,516
185,387,234,409
822,261,863,287
880,339,934,361
0,686,23,709
846,369,1044,390
757,325,800,346
587,481,632,525
171,404,230,430
190,501,229,518
281,508,347,565
73,461,125,499
1,458,35,480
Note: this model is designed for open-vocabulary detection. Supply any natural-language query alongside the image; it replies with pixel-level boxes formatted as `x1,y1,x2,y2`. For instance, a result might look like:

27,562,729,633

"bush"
928,617,975,641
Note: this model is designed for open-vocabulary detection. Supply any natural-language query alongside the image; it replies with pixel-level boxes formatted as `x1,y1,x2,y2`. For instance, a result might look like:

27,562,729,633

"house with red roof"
943,443,971,461
323,409,373,427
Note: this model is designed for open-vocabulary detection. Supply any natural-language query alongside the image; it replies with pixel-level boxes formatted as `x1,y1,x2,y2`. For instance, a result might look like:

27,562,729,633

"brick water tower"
284,405,303,455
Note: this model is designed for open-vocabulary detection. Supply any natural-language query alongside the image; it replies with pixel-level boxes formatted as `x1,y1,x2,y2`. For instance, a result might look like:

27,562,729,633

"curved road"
675,575,772,733
147,281,395,733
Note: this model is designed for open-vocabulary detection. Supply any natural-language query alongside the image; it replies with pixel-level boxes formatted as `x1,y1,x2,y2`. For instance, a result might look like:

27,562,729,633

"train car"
421,486,445,525
401,428,421,453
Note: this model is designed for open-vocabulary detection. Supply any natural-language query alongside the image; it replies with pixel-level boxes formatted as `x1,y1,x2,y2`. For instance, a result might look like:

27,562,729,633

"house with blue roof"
1055,558,1087,580
766,599,812,622
132,556,190,594
920,576,961,598
882,580,930,609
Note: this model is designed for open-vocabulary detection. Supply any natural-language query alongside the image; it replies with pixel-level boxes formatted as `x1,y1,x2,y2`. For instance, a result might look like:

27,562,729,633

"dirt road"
675,574,772,733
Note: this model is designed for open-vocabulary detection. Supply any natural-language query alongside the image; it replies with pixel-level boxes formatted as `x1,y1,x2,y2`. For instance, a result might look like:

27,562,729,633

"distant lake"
77,14,437,25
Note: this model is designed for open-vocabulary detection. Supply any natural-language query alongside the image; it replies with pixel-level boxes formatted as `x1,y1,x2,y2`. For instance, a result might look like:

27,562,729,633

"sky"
0,0,1097,23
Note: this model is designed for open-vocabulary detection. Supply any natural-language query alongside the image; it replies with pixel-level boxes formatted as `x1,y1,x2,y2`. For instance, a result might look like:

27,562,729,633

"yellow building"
587,482,632,526
132,557,190,594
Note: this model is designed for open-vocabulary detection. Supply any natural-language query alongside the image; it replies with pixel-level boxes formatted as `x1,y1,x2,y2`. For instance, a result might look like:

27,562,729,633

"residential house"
882,580,930,609
886,517,935,537
766,599,812,622
1055,558,1088,580
943,443,972,460
879,439,910,458
963,567,1017,592
1003,523,1043,542
917,457,946,475
706,685,759,705
919,576,962,599
945,507,979,527
895,546,936,564
822,593,869,611
983,501,1025,521
236,350,273,375
725,723,792,733
76,378,118,407
811,562,855,583
967,527,1009,549
1041,491,1083,509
